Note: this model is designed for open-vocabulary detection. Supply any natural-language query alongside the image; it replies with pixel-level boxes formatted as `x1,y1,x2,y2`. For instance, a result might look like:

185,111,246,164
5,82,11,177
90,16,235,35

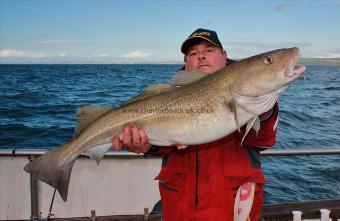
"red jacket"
148,103,278,221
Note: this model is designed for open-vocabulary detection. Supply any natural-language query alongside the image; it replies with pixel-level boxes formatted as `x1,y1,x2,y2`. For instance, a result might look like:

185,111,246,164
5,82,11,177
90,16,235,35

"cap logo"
191,32,211,37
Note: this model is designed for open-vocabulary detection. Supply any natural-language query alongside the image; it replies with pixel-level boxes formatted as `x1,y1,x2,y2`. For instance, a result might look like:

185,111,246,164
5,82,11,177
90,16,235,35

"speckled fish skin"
24,47,305,201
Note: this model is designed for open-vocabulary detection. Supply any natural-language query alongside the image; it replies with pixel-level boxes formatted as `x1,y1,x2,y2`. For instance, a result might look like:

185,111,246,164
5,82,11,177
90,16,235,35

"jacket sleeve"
241,102,279,148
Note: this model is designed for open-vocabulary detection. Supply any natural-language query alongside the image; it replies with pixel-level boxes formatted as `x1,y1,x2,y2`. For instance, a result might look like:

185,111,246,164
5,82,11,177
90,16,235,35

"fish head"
230,47,306,97
229,47,306,115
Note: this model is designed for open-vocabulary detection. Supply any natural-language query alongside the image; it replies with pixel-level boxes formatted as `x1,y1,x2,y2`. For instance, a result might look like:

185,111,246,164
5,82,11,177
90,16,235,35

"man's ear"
222,50,228,61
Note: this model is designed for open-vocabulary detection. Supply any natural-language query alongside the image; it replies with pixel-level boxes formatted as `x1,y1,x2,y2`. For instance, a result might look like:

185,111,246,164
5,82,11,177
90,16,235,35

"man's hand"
111,124,151,154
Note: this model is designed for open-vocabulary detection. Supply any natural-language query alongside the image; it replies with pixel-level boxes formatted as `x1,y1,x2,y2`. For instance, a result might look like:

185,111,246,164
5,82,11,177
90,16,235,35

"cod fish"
24,47,306,201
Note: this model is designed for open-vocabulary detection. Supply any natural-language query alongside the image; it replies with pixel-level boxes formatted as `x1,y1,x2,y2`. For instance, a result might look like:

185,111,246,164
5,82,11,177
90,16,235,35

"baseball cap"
181,28,223,54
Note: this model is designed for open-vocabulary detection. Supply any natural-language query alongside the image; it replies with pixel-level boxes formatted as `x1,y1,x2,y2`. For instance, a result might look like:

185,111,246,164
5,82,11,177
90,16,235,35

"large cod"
24,47,306,201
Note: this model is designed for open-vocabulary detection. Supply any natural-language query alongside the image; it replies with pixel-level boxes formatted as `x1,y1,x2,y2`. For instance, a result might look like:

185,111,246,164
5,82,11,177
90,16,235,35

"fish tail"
23,144,74,201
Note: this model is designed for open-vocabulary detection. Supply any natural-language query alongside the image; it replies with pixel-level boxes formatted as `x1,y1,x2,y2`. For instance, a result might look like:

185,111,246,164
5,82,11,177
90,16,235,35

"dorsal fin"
170,70,207,86
123,83,171,105
74,106,112,137
123,70,206,105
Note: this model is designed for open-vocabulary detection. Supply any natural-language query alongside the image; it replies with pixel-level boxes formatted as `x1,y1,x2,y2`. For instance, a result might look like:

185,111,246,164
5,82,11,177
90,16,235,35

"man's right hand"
111,124,151,154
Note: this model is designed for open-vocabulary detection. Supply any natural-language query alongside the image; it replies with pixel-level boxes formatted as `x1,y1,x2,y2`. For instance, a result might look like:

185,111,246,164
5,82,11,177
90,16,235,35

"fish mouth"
283,55,306,81
273,51,306,95
290,64,306,76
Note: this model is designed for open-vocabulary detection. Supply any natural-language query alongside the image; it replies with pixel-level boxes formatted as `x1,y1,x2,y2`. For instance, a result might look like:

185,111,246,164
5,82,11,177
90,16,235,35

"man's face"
185,40,227,74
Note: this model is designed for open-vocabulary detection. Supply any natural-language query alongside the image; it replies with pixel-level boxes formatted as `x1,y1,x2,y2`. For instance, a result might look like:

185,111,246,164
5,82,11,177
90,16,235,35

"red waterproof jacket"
148,103,278,221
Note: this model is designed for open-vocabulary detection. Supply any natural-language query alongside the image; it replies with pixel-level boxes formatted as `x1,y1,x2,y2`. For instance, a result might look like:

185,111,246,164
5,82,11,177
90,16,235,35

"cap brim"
181,36,219,54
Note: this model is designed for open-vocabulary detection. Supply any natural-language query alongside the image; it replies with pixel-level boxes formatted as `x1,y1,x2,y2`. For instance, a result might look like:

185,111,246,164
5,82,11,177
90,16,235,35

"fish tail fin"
24,145,74,201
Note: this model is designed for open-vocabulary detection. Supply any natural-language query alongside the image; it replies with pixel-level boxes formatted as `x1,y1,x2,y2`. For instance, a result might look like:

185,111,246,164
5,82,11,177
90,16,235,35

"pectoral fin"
224,94,241,132
241,117,260,146
230,91,278,115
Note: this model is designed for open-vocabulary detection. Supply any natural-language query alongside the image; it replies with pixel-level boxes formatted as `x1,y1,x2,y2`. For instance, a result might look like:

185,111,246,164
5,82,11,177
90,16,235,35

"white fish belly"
144,106,253,146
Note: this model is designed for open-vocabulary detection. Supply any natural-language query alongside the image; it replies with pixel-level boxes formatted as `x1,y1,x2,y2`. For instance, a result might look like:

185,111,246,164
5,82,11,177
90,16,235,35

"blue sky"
1,0,340,63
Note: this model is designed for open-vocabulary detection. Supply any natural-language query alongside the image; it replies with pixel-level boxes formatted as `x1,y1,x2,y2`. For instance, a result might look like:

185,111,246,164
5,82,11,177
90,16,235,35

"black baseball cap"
181,28,223,54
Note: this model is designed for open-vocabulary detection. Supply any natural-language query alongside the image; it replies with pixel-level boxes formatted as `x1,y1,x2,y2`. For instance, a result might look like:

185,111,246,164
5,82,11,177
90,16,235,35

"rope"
47,188,57,220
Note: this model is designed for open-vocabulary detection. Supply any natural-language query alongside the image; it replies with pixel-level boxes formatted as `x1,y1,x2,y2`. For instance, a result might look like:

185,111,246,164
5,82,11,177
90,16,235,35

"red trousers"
159,181,263,221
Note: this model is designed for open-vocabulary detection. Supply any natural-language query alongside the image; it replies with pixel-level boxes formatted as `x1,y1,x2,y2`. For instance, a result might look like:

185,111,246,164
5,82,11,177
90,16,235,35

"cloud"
56,52,69,57
327,52,340,58
221,40,340,58
202,19,214,27
0,49,45,58
121,51,150,59
222,40,313,58
274,2,290,12
303,48,340,58
223,40,310,49
93,53,111,58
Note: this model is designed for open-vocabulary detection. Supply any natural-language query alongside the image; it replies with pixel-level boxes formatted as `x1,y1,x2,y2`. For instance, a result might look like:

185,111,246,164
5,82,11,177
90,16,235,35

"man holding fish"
112,29,284,221
25,28,306,220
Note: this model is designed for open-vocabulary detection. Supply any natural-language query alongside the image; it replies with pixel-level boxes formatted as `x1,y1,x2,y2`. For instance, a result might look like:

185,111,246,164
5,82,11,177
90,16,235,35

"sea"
0,64,339,204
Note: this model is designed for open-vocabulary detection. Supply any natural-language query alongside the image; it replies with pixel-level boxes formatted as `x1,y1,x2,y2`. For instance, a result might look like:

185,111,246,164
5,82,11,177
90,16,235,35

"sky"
1,0,340,64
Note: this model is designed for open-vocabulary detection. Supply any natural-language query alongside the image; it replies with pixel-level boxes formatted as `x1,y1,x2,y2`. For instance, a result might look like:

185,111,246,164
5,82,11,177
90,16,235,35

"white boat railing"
1,147,340,157
1,148,339,220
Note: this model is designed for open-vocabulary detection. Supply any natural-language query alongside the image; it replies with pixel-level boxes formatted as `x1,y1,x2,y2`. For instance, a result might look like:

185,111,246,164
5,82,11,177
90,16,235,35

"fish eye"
264,56,273,64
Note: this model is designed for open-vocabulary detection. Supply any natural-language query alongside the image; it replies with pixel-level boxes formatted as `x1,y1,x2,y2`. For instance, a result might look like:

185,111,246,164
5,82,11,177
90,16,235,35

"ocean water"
0,64,339,204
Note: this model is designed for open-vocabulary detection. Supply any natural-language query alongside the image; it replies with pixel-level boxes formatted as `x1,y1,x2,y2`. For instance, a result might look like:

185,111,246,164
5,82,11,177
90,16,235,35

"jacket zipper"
195,146,199,208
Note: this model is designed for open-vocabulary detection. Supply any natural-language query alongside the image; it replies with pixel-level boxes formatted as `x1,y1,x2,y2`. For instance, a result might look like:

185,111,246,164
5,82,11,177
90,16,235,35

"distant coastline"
1,58,340,66
300,58,340,66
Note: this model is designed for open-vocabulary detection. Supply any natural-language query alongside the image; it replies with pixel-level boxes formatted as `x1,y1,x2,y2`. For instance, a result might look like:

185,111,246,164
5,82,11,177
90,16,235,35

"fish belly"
143,106,253,146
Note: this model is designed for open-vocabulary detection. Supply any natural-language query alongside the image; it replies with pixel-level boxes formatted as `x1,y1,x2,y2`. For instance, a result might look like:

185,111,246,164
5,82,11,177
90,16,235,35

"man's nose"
198,51,205,59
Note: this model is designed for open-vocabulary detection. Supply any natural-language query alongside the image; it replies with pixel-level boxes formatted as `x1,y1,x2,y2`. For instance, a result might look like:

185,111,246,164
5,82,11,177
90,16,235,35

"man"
112,28,278,221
